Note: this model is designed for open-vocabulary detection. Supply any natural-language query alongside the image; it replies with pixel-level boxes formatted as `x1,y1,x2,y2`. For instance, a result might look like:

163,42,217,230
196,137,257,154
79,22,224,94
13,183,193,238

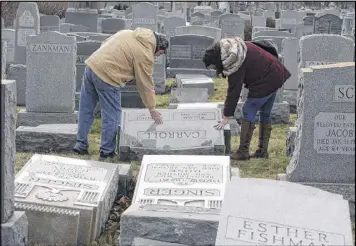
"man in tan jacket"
73,28,169,159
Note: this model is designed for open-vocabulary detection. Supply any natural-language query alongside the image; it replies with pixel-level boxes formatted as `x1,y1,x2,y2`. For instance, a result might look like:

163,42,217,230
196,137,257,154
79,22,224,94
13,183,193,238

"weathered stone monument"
14,154,120,245
17,31,78,126
7,64,26,106
14,2,40,65
65,8,98,32
1,80,28,246
219,13,245,38
40,15,60,32
132,2,158,31
1,29,15,68
1,41,6,79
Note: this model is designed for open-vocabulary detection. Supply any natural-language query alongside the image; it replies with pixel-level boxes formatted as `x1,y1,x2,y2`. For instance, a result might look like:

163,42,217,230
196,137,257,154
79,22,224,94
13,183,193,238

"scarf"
219,37,247,76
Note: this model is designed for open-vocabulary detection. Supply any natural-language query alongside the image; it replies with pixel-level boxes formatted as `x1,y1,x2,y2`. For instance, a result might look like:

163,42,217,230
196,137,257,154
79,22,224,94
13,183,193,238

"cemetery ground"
14,77,355,246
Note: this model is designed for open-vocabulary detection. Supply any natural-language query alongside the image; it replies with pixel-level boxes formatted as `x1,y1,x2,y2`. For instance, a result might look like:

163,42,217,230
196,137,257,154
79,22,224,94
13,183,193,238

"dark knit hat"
154,32,169,53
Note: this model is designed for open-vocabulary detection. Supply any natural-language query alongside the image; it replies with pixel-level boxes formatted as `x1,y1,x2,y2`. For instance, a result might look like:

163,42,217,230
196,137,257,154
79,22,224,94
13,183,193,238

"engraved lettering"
30,43,72,53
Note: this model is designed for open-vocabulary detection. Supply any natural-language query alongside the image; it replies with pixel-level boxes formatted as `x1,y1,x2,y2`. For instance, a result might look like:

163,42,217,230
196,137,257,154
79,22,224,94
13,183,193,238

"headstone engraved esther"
215,178,353,245
119,108,226,161
133,155,230,208
1,79,29,246
17,31,78,127
132,2,158,31
14,154,120,245
40,15,59,32
14,2,40,65
167,35,215,78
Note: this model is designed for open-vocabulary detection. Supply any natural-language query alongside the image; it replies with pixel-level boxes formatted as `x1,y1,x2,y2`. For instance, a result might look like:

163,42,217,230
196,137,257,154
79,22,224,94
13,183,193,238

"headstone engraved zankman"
132,155,230,208
14,154,120,245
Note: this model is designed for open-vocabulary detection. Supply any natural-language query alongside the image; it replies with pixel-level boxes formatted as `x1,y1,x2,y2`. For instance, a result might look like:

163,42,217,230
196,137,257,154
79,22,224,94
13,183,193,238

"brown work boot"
231,120,255,161
251,122,272,158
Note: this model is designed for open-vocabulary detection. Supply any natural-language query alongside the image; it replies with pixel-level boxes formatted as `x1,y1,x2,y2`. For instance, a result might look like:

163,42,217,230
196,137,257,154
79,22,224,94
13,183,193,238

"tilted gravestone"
167,35,215,78
118,108,226,161
215,178,353,245
14,154,120,245
17,31,77,127
132,155,231,208
1,80,29,246
14,2,40,65
132,2,158,31
40,15,59,32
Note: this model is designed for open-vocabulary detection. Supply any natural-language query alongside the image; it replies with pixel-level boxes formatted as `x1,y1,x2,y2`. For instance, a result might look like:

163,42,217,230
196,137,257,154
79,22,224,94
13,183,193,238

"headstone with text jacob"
14,2,40,65
132,155,231,208
119,108,226,161
14,154,120,245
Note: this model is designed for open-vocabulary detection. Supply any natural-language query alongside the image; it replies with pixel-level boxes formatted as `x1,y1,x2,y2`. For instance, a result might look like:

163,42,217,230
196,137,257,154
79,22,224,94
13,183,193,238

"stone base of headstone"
234,101,290,124
167,68,215,78
1,211,28,246
283,89,297,113
119,145,225,162
17,109,78,127
286,126,297,156
133,237,187,246
276,173,355,223
119,204,220,246
16,124,77,153
118,163,133,198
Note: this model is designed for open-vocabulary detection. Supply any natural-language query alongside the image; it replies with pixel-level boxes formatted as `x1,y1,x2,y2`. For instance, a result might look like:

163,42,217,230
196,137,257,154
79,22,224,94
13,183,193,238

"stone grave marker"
252,15,266,27
132,155,230,208
66,33,87,42
264,10,275,19
175,25,221,41
65,8,98,32
119,108,226,161
86,34,111,42
302,16,315,35
7,64,26,106
1,29,15,67
59,23,90,33
101,18,125,34
280,10,299,32
215,178,353,245
163,17,186,39
167,35,215,78
219,13,245,38
14,2,40,65
16,124,77,153
153,54,167,94
314,14,342,35
1,79,29,246
17,31,77,127
1,41,6,79
299,35,354,69
179,77,214,95
121,80,145,108
170,88,209,103
40,15,59,32
210,10,224,22
132,2,158,31
14,154,120,245
253,30,293,39
191,12,205,19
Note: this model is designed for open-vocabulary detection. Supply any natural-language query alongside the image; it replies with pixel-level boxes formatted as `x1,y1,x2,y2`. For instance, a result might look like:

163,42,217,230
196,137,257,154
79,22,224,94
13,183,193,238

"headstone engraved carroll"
133,155,230,208
215,178,353,246
119,109,226,161
14,2,40,65
17,31,78,127
287,63,355,183
167,35,215,78
1,80,29,246
132,2,158,31
14,154,120,245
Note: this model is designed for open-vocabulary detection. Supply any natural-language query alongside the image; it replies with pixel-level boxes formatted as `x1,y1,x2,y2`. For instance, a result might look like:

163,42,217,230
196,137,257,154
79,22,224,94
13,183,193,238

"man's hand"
214,116,231,130
150,109,163,124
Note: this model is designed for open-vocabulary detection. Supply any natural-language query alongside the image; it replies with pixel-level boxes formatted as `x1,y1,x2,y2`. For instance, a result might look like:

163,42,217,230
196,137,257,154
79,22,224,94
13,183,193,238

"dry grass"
16,77,354,246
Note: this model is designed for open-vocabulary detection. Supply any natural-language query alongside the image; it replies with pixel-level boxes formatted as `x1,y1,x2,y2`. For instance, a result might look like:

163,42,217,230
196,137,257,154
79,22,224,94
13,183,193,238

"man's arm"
223,68,245,117
133,58,156,111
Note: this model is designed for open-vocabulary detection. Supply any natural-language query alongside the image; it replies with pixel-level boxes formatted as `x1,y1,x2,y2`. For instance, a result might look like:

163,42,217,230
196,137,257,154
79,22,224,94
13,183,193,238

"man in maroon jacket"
203,37,291,161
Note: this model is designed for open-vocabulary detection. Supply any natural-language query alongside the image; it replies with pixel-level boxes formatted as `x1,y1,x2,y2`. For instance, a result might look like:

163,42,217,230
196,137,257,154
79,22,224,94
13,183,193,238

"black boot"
251,123,272,158
230,120,255,161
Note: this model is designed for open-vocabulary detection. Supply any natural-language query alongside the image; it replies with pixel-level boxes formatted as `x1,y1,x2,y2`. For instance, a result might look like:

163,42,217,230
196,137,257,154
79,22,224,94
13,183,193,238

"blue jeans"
242,91,277,123
75,66,122,154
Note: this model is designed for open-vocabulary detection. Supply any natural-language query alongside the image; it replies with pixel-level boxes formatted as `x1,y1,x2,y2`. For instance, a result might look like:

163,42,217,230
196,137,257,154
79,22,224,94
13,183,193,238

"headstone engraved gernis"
1,80,29,246
167,35,215,78
17,31,78,127
119,108,226,161
132,2,158,31
14,2,40,65
215,178,353,245
14,154,120,245
133,155,230,208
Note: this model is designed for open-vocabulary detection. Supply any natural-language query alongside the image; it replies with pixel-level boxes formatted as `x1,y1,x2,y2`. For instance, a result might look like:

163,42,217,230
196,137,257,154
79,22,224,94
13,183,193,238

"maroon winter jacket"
223,41,291,117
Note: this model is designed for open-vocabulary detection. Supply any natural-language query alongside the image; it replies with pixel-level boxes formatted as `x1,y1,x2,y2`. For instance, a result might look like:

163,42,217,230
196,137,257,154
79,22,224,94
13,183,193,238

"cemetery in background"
1,1,355,245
